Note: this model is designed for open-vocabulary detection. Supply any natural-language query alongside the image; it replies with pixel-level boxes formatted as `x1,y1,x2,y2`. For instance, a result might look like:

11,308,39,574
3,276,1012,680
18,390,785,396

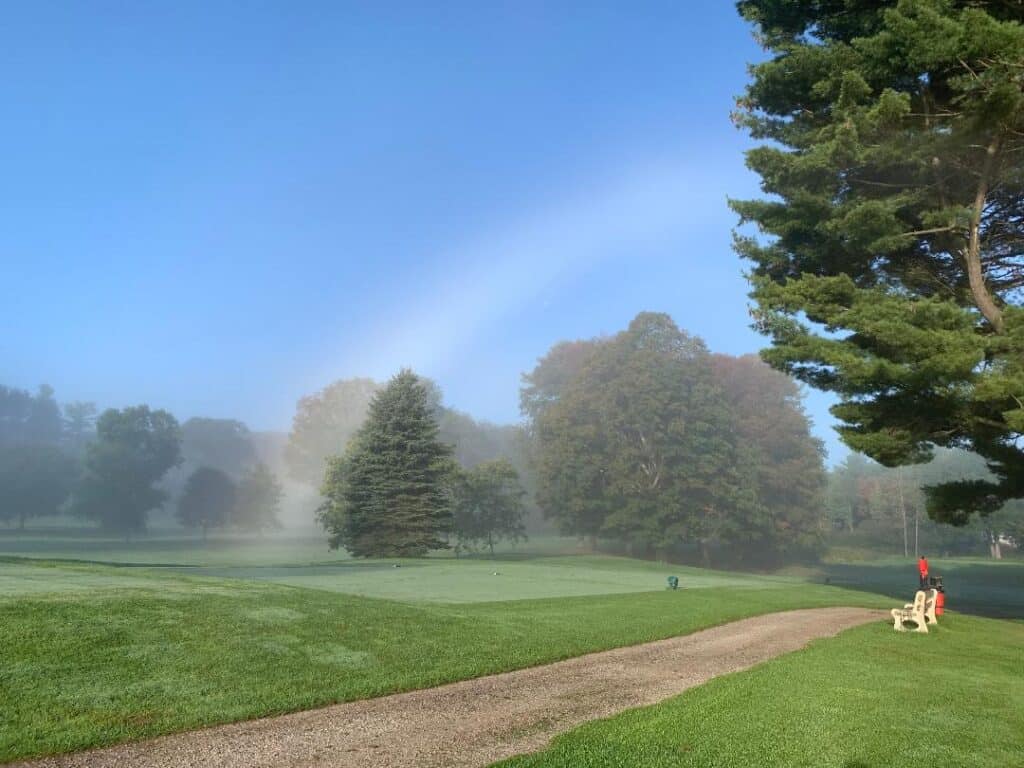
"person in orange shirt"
918,555,929,589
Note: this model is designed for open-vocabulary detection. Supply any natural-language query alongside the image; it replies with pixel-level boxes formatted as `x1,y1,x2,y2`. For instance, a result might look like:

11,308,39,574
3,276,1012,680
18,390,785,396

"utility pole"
914,504,919,559
897,467,907,558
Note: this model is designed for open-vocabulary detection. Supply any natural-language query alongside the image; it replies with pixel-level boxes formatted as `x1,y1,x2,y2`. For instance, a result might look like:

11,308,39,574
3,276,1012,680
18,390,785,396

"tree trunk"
964,135,1005,333
587,533,597,553
700,540,711,569
913,505,919,559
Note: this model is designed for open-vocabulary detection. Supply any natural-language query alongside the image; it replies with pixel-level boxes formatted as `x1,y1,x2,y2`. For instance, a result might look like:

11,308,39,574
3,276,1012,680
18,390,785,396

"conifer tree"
318,369,454,557
733,1,1024,524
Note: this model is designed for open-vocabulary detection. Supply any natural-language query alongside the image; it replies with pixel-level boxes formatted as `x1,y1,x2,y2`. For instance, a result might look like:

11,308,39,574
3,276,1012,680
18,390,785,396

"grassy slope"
497,614,1024,768
0,559,886,763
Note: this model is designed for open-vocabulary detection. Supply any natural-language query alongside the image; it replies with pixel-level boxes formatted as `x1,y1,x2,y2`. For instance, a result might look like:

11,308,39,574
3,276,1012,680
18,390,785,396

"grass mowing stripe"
0,561,888,763
494,614,1024,768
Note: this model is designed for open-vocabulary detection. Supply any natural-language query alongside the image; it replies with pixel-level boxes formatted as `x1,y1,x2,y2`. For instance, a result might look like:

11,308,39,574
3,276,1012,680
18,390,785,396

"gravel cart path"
13,607,881,768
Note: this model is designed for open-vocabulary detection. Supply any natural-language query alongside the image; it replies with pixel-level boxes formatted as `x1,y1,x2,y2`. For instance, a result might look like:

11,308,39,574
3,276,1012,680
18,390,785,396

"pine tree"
733,1,1024,524
318,369,454,557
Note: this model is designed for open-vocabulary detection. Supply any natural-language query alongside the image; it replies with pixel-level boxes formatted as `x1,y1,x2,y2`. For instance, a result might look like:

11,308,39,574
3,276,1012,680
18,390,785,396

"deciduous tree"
285,378,380,486
72,406,181,537
62,401,97,455
179,418,255,478
177,466,236,539
453,459,527,556
0,443,77,529
234,463,283,532
0,384,62,446
711,354,826,557
529,313,758,560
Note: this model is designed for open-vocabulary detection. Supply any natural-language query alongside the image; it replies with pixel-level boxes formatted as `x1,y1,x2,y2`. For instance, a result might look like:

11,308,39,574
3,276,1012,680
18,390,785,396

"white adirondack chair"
891,590,928,633
904,588,938,625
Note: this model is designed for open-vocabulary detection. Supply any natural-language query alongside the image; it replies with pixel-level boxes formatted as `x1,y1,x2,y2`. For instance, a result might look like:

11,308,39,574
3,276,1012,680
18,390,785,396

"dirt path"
14,607,881,768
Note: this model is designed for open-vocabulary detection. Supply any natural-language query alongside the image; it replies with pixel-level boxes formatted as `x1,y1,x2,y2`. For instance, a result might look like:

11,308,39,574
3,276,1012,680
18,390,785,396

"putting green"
163,556,781,603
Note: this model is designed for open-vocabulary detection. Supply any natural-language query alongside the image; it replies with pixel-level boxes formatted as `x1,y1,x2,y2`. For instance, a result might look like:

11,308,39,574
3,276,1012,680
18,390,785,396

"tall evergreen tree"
733,1,1024,524
318,369,454,557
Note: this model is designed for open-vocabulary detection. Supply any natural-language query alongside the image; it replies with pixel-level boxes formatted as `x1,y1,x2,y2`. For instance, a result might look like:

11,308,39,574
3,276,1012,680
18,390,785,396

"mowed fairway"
0,550,888,764
497,614,1024,768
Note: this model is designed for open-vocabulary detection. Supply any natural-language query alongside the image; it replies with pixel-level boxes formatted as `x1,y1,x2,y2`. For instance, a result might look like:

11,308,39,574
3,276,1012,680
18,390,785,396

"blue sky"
0,2,846,461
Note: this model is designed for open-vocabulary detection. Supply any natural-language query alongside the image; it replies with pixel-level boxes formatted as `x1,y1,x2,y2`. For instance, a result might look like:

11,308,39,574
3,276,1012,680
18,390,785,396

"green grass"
0,557,888,763
4,531,1019,614
0,530,595,567
161,556,781,603
496,614,1024,768
2,537,1020,766
0,531,353,566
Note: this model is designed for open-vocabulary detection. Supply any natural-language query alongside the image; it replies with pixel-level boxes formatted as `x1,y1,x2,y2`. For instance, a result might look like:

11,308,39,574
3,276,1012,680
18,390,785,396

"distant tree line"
177,463,282,538
315,313,830,566
0,385,90,530
13,311,1016,564
827,450,1023,560
0,385,283,538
